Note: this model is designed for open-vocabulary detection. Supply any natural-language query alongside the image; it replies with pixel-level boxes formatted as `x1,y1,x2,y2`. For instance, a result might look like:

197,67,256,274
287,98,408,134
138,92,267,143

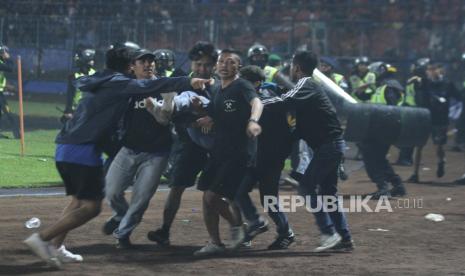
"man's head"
75,48,96,68
318,57,337,75
0,43,10,60
131,49,156,79
354,56,370,75
240,65,265,90
247,44,269,69
105,46,134,74
217,49,242,81
154,49,175,76
188,41,218,78
290,50,318,82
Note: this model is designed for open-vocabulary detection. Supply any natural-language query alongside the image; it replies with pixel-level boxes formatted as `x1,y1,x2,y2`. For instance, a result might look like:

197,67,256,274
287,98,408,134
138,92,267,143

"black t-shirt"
209,78,257,157
122,94,172,153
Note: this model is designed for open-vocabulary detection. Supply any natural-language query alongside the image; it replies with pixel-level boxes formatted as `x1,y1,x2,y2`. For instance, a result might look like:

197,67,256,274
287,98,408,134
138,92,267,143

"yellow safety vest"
73,68,96,109
0,60,6,93
165,69,174,77
349,72,376,102
264,65,278,83
371,84,403,106
404,82,416,106
332,73,344,87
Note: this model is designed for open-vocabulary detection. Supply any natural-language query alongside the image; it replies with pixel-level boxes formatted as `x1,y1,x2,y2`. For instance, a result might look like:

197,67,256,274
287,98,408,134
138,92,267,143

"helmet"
247,44,269,68
369,61,397,79
153,49,175,74
319,56,337,69
354,56,370,65
247,44,269,59
410,57,430,75
0,43,9,55
80,49,95,62
109,41,141,51
74,48,95,68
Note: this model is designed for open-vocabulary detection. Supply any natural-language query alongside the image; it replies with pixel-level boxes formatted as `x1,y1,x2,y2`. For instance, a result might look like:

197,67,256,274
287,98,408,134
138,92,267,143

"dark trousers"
0,93,20,138
235,156,291,236
299,140,351,241
360,141,402,188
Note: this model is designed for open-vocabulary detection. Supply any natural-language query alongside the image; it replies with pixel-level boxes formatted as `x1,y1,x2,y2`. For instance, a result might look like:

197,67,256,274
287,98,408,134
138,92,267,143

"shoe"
282,176,299,187
244,219,269,242
437,161,445,178
268,230,295,250
395,159,413,166
390,185,406,197
406,174,419,183
314,233,341,252
102,218,120,235
332,239,355,252
57,245,83,263
338,163,349,181
24,233,62,268
229,225,245,249
147,228,170,246
240,241,252,248
194,242,226,257
454,175,465,185
116,237,132,249
363,190,391,200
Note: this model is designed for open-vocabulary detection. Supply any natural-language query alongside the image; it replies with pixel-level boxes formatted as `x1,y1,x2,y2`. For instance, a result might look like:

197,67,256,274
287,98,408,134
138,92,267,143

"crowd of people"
14,36,464,269
2,0,465,64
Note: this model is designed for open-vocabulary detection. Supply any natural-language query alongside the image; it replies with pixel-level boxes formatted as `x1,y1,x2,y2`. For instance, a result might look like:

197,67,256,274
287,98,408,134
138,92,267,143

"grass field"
0,99,63,188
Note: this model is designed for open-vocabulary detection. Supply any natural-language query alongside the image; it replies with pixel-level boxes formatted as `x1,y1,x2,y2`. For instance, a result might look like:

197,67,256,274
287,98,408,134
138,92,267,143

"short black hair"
219,48,242,65
105,47,133,73
240,65,265,83
292,51,318,75
188,41,218,62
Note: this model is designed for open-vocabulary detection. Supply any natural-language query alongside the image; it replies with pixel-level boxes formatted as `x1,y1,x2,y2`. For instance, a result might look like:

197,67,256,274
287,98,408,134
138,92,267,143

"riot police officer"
63,48,96,121
349,56,377,102
0,43,20,139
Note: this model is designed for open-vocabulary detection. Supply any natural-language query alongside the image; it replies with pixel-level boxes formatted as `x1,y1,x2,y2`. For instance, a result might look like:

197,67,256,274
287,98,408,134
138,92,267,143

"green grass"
0,99,63,188
0,129,62,188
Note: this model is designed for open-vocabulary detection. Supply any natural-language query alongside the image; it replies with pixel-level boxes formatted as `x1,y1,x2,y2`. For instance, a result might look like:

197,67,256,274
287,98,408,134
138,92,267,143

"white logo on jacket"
224,99,236,112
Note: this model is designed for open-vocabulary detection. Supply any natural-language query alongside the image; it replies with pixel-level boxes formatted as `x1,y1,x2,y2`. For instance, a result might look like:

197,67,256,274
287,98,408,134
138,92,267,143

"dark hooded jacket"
55,69,191,150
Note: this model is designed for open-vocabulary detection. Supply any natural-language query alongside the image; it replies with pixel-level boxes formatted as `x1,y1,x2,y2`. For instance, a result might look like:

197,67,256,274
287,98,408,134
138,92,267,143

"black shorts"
198,154,248,200
169,140,208,188
431,126,448,145
56,162,105,200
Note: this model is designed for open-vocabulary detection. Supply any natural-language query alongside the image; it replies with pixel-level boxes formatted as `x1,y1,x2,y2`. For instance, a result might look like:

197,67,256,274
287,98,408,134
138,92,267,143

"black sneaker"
244,219,269,242
390,186,406,197
406,174,419,183
454,175,465,185
436,161,445,178
332,239,355,252
116,236,132,249
147,228,170,246
363,190,391,200
268,231,295,250
102,218,120,235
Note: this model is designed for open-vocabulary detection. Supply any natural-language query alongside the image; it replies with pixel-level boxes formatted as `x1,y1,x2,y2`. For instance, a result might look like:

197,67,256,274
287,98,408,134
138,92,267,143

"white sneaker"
229,225,245,249
194,242,226,257
24,233,62,268
314,233,342,252
57,245,83,263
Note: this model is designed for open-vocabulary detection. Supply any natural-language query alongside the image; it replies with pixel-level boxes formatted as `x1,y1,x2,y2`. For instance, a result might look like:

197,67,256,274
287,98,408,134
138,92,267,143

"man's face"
217,53,240,80
318,62,331,74
132,57,156,79
191,55,215,78
426,65,436,80
357,63,368,74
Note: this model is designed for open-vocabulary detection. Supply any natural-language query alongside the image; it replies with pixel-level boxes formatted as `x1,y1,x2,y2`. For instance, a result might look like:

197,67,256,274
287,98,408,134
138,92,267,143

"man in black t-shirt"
103,49,174,249
194,49,264,256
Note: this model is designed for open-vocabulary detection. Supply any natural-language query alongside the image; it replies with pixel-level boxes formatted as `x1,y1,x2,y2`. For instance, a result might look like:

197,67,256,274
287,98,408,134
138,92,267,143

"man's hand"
246,121,262,137
1,51,10,60
145,97,155,111
196,116,214,134
190,96,205,114
190,78,213,90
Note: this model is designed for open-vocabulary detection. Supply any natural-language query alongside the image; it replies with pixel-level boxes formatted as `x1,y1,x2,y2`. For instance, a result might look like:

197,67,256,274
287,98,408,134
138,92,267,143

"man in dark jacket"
262,51,353,252
23,45,210,267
